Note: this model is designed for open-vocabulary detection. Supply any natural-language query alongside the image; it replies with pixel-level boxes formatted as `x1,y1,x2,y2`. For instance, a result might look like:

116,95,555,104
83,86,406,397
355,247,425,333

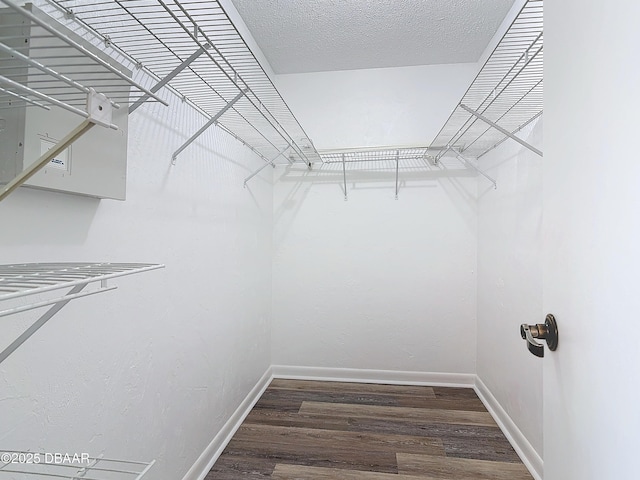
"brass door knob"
520,314,559,358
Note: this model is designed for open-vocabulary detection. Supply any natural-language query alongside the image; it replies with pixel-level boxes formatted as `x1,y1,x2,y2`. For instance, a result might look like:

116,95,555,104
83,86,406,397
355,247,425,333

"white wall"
271,62,479,376
272,162,477,374
476,120,543,465
275,63,477,150
0,88,273,479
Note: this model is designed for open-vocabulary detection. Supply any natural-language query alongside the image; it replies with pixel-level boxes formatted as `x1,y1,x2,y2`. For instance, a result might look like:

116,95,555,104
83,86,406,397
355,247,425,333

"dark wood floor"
206,379,533,479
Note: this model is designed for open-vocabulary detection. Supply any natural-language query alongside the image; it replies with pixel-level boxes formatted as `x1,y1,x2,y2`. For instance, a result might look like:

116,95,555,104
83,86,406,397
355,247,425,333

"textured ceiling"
229,0,517,74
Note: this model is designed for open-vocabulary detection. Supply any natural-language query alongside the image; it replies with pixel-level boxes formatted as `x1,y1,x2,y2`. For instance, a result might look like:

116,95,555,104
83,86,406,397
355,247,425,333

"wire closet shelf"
430,0,543,160
0,262,164,360
0,452,155,480
0,262,163,306
0,263,163,477
0,0,168,200
0,0,165,121
48,0,321,167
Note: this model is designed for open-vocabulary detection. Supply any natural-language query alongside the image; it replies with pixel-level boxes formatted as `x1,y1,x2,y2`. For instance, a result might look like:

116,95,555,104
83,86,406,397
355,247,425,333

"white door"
544,2,640,479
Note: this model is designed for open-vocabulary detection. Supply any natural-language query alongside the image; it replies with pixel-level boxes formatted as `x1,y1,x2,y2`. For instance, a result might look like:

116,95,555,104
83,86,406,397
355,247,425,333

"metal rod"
395,150,399,200
446,146,497,189
243,161,272,187
171,88,246,163
72,454,102,480
0,286,117,318
0,284,86,365
0,0,168,106
0,86,50,110
478,110,543,159
459,103,543,156
0,469,106,480
243,146,287,186
342,153,347,201
129,46,206,114
0,41,91,95
0,119,95,202
0,74,89,118
133,460,156,480
157,0,313,166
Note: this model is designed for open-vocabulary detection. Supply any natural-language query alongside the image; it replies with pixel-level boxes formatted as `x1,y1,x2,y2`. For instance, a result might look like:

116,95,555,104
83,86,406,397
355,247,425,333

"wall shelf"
0,0,167,201
49,0,322,167
310,146,489,200
430,0,543,160
0,262,164,363
0,451,155,480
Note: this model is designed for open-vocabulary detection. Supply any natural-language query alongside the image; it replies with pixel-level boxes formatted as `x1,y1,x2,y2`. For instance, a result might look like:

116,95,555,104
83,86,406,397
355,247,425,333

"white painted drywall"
476,119,543,462
275,63,477,149
271,62,480,381
544,1,640,479
0,86,273,479
272,161,478,373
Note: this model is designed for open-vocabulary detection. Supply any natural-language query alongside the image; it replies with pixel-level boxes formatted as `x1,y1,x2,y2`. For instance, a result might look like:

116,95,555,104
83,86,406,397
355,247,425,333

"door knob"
520,314,558,358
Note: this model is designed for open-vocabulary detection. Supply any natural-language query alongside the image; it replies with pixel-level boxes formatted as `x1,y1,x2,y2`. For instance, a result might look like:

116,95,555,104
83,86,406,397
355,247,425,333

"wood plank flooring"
206,379,533,479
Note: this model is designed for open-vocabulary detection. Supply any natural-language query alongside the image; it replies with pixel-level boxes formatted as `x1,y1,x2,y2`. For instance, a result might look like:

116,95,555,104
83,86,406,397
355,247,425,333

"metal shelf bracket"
444,146,497,189
0,263,164,365
171,88,248,164
243,146,289,187
129,46,209,114
395,150,400,200
459,104,542,157
342,154,348,201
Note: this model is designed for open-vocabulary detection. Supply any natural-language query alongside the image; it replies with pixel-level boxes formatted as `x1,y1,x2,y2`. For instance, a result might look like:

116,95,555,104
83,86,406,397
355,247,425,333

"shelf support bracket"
459,103,542,157
445,146,497,189
129,46,208,114
171,88,247,164
395,150,400,200
244,146,288,187
342,154,348,201
0,284,87,365
0,118,95,202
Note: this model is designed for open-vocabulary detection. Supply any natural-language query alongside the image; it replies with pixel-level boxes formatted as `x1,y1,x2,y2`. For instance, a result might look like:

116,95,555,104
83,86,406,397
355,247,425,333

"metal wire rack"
0,0,164,119
0,451,154,480
315,146,488,199
0,0,167,201
430,0,543,160
0,262,164,364
48,0,322,167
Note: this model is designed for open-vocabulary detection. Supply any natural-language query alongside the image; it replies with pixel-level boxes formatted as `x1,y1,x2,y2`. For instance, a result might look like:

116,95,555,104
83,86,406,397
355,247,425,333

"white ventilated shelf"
320,147,431,164
430,0,543,160
49,0,321,167
0,452,154,480
0,262,164,304
314,146,482,200
0,0,167,201
0,262,164,365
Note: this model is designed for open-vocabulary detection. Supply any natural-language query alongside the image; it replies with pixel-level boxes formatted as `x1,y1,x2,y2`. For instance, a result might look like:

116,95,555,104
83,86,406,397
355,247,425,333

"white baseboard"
271,365,475,387
474,377,543,480
180,367,273,480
